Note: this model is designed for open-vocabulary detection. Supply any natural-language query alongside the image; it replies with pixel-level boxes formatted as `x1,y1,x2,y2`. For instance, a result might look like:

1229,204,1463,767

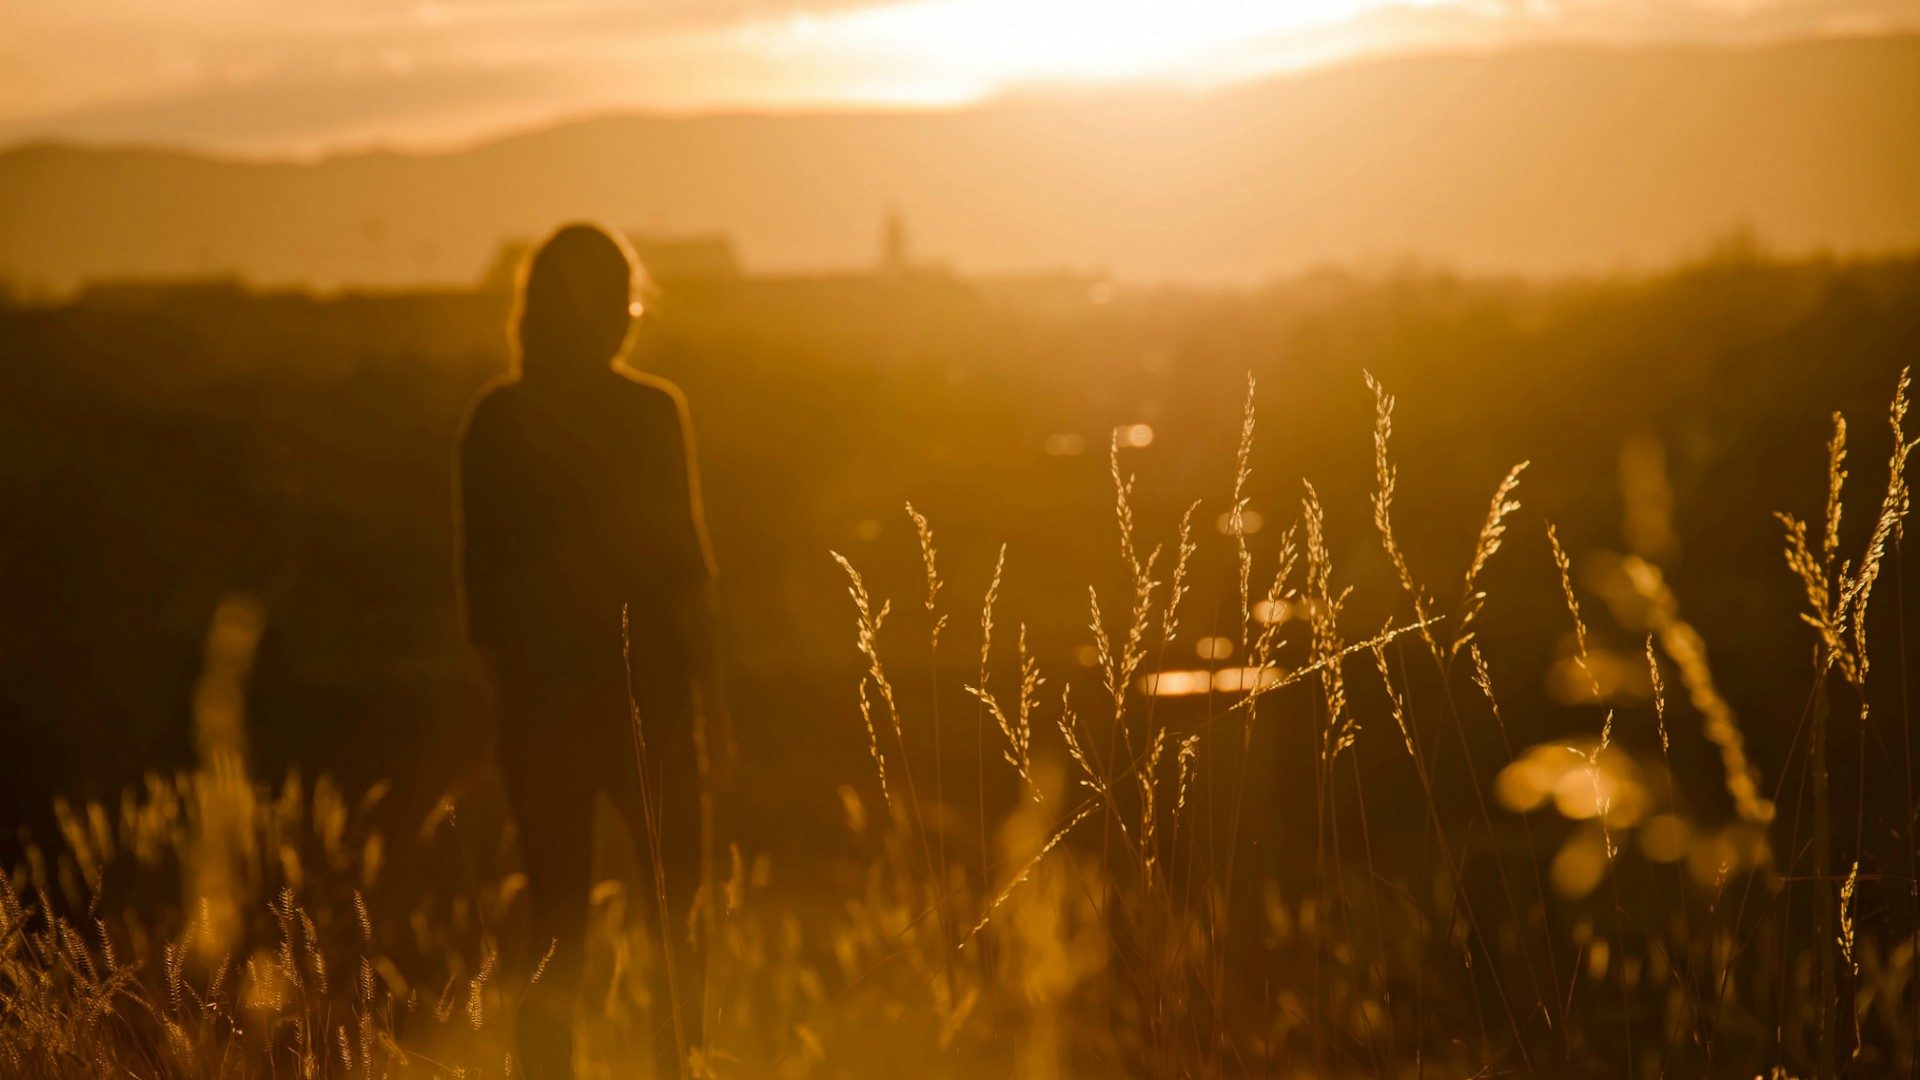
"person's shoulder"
459,377,523,440
610,367,689,418
467,376,523,412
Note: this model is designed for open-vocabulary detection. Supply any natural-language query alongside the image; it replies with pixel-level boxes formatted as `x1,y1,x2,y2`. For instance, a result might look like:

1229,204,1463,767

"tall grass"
6,369,1918,1077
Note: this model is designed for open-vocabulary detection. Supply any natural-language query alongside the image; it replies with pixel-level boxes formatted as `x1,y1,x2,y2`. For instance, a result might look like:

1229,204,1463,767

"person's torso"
477,373,692,670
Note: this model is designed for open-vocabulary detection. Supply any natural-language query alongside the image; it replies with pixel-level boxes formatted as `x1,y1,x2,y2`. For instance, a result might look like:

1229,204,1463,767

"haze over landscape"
2,33,1918,293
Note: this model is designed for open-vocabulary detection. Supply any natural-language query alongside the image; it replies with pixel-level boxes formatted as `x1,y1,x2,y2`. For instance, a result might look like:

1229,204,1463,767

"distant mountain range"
2,34,1917,293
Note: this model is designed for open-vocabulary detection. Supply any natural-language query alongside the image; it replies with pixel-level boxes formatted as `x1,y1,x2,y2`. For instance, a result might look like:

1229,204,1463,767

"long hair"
512,223,646,380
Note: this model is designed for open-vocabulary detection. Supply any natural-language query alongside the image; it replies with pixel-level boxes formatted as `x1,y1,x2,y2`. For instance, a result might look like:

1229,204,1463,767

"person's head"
512,223,647,380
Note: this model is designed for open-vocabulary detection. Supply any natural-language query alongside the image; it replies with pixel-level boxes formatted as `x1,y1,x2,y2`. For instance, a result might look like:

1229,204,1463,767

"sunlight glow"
1141,669,1212,696
802,0,1463,98
1194,635,1234,661
1140,665,1285,696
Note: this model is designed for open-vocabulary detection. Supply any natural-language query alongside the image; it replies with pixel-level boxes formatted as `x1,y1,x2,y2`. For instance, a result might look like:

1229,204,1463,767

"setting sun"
777,0,1448,101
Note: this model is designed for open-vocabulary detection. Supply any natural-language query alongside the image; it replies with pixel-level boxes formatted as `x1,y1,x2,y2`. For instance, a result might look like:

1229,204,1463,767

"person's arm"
456,393,512,684
661,388,735,784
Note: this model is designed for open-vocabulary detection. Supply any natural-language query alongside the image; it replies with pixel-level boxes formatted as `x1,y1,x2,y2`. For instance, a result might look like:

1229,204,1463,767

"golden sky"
2,0,1914,154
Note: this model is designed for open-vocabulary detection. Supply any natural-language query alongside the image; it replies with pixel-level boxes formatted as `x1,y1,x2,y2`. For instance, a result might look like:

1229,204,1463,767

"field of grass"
5,360,1918,1078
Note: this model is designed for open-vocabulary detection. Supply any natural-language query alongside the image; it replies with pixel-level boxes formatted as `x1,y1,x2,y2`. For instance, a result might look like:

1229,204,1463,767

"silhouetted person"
457,223,728,1078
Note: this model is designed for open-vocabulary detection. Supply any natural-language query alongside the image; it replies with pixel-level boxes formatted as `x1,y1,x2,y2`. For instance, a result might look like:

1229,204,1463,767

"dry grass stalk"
1835,368,1912,672
1366,371,1438,658
1778,368,1917,686
1057,685,1116,813
1624,555,1776,828
1172,734,1201,829
906,501,949,650
1838,860,1860,975
1138,730,1170,888
1838,366,1914,683
1231,373,1258,648
832,553,897,813
1367,373,1528,664
1545,521,1600,701
1646,635,1670,755
965,623,1040,802
1304,481,1357,760
1251,525,1301,672
1370,644,1417,762
978,543,1005,686
1456,460,1529,656
1467,643,1506,740
1162,500,1200,646
963,802,1100,945
1824,414,1850,567
1589,710,1618,861
1014,627,1043,792
1229,615,1445,717
1100,434,1162,734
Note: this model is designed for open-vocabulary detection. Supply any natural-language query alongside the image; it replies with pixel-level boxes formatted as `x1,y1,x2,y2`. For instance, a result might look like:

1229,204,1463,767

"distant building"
628,235,743,287
879,206,910,277
74,277,248,311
